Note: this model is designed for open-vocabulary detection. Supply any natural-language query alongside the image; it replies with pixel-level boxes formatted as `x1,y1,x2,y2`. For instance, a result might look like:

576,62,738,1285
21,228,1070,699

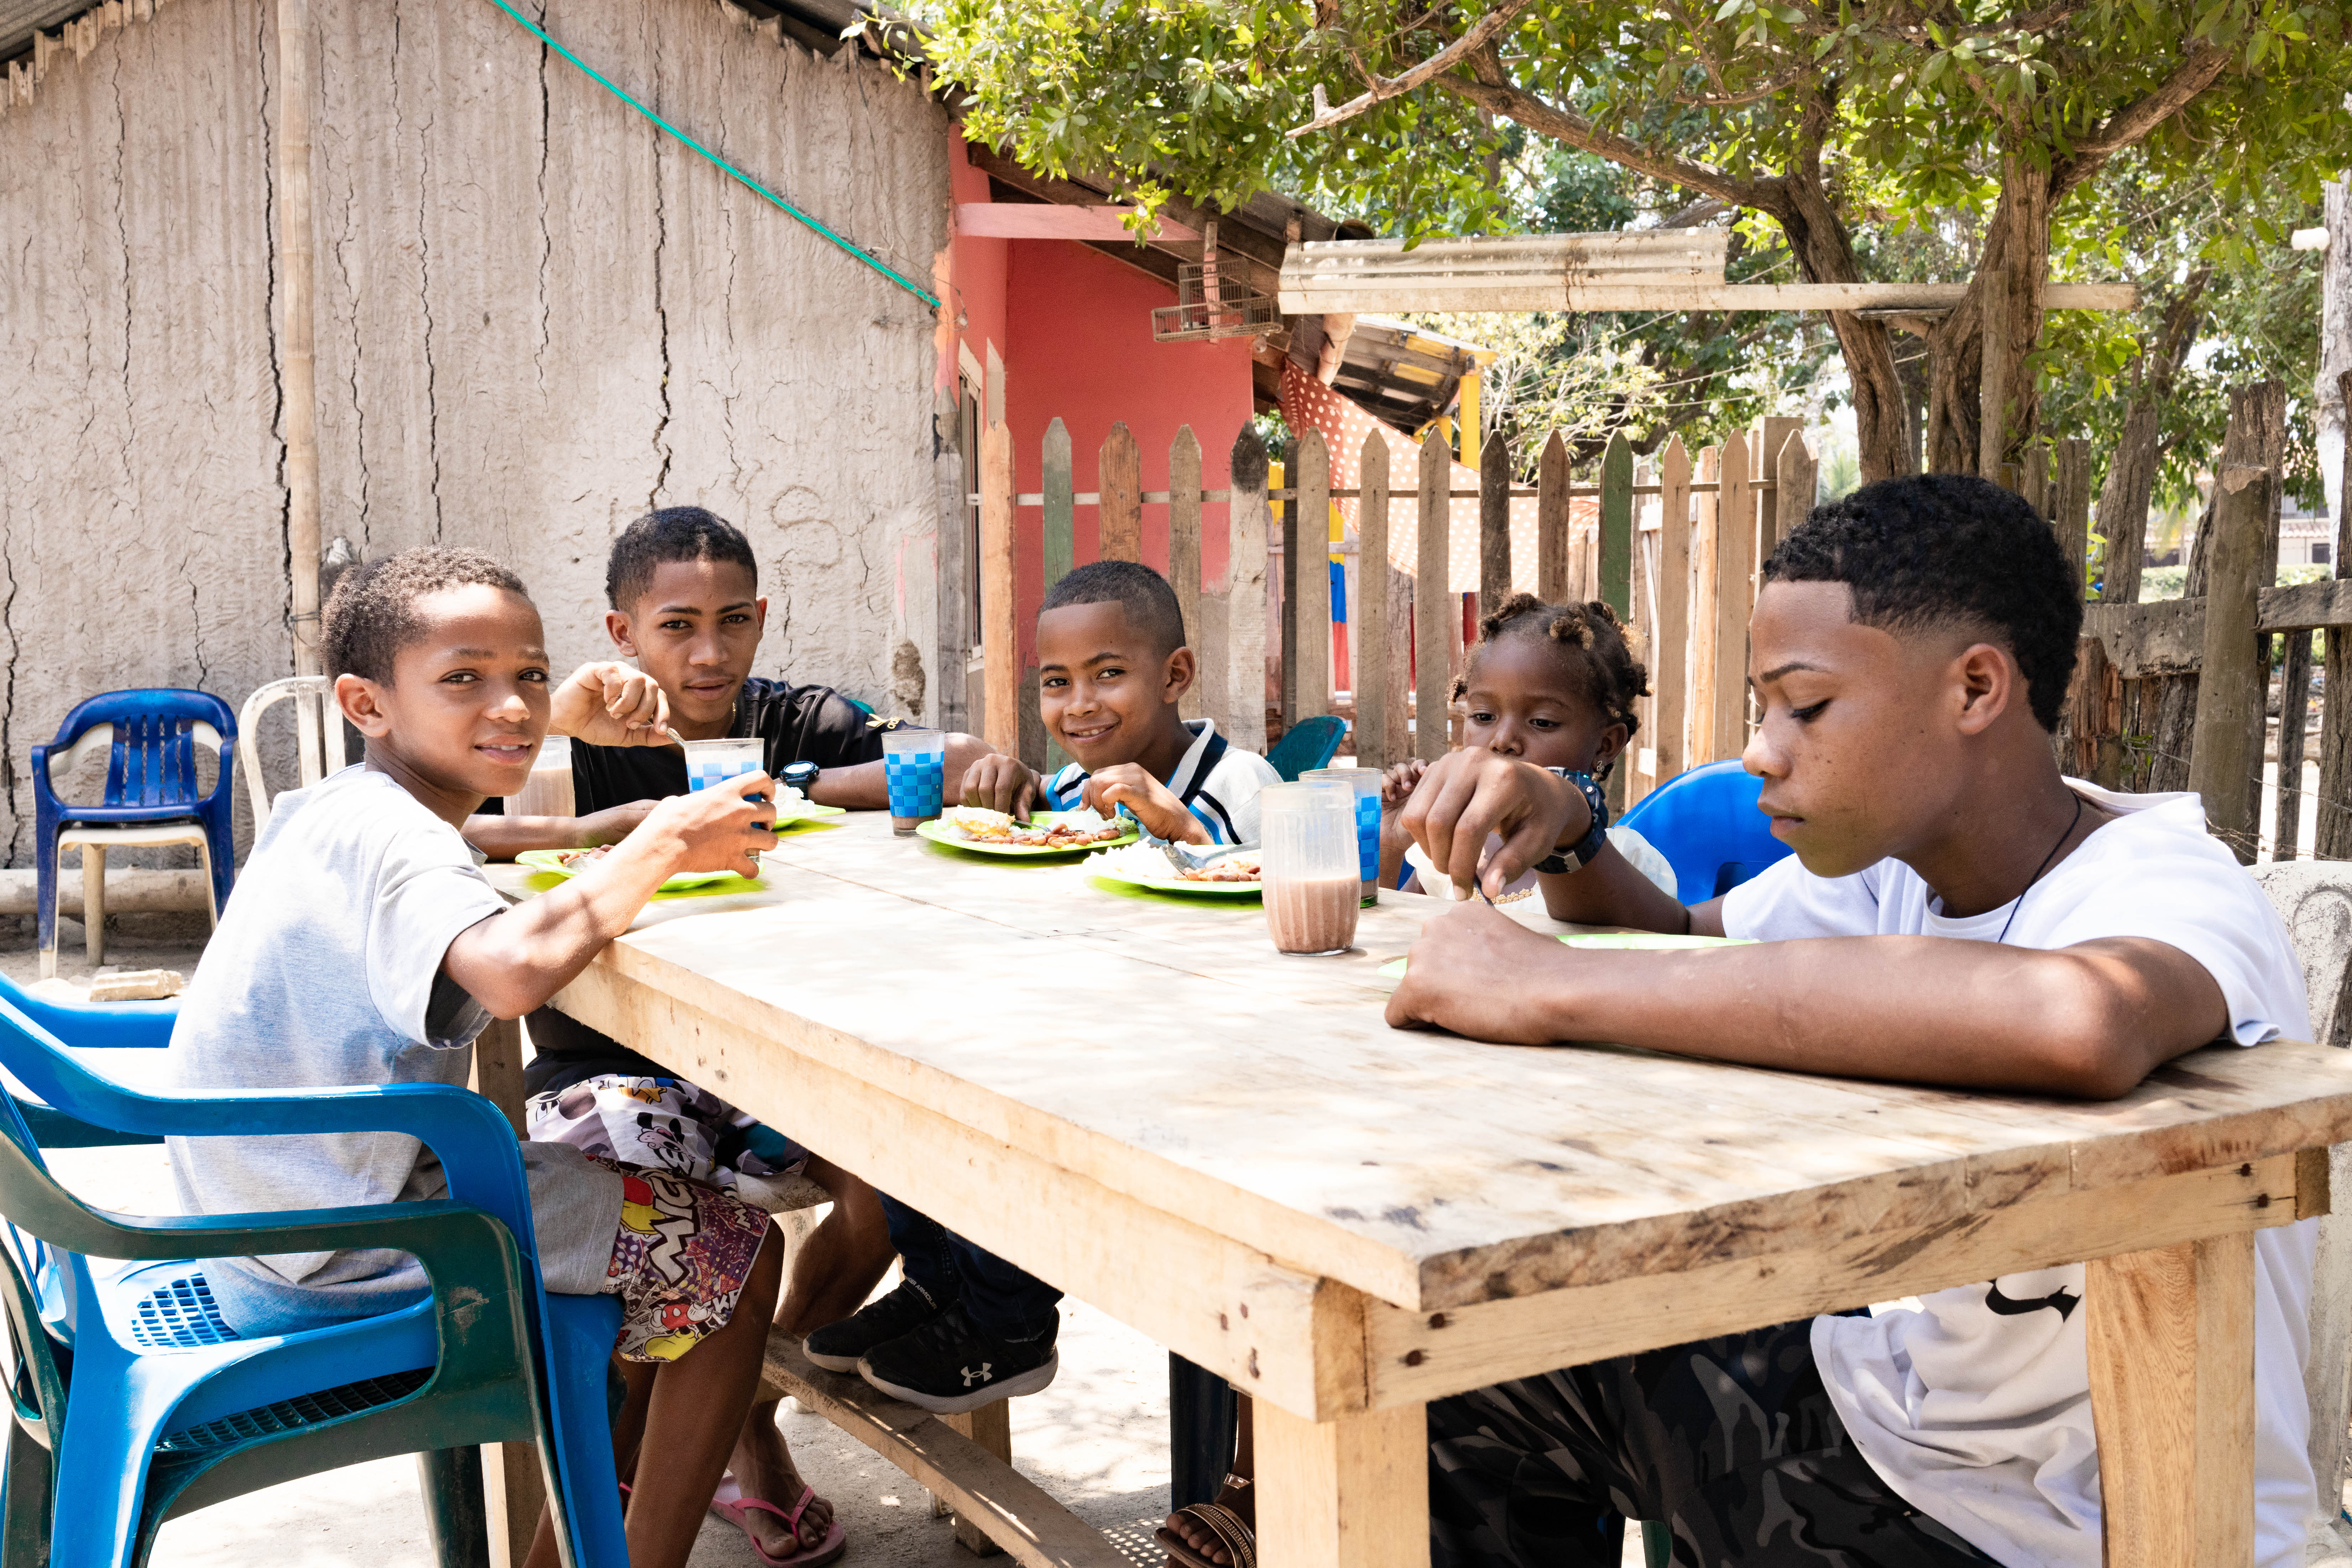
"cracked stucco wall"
0,0,950,867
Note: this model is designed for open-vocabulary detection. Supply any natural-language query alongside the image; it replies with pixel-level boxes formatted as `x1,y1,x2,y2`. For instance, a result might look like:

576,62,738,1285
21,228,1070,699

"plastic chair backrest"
39,690,236,815
1616,759,1792,903
0,995,537,1256
1267,716,1347,781
238,676,349,828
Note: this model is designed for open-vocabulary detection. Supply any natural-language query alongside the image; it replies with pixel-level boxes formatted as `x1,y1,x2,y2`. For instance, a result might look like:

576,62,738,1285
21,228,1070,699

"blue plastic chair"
0,993,628,1568
1266,716,1346,781
32,691,239,977
1616,759,1794,903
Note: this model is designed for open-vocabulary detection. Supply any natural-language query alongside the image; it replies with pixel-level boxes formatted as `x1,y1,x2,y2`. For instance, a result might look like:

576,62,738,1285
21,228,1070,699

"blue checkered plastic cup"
1302,768,1383,906
679,737,764,796
882,727,948,836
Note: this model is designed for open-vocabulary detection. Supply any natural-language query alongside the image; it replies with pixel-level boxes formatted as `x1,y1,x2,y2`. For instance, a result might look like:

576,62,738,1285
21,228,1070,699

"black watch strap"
1533,768,1608,874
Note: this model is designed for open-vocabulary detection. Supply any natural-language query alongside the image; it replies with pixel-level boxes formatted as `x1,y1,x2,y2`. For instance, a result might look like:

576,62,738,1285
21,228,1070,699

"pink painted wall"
1000,241,1252,667
944,134,1254,675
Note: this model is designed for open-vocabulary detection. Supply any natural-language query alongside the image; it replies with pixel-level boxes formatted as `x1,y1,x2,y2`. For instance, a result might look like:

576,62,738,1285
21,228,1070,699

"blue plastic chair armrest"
0,1000,538,1255
0,973,174,1051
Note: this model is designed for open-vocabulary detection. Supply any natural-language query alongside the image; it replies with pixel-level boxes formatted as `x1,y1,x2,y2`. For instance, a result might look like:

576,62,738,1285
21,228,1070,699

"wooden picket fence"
2066,380,2352,863
951,378,2352,863
958,413,1827,811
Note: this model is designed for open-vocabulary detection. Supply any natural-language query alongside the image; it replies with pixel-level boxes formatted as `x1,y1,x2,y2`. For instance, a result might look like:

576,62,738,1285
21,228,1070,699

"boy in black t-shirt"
467,507,995,1564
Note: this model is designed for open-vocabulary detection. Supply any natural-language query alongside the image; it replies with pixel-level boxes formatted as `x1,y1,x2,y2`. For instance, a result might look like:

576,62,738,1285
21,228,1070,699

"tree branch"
1287,0,1541,136
2051,41,2231,196
1431,59,1784,214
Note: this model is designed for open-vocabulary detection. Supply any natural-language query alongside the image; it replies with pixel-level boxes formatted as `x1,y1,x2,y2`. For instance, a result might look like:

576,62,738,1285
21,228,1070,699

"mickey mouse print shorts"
591,1157,770,1363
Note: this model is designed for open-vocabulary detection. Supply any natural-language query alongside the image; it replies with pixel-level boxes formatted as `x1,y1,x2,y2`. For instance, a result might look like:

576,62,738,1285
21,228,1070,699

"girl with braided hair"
1378,592,1678,903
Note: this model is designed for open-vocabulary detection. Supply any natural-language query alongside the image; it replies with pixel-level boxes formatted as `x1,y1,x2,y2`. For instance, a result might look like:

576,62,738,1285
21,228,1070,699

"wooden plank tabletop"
492,811,2352,1323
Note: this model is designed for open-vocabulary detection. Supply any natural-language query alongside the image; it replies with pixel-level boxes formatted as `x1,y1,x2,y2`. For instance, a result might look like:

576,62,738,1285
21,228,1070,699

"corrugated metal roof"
2,0,98,62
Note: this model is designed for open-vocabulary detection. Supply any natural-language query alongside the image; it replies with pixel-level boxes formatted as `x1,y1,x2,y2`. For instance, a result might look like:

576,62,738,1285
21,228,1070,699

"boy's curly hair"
325,546,531,684
1763,474,2078,731
1452,592,1651,742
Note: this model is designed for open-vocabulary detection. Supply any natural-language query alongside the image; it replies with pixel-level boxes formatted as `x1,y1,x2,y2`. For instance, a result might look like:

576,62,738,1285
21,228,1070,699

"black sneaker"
857,1304,1059,1413
804,1278,947,1373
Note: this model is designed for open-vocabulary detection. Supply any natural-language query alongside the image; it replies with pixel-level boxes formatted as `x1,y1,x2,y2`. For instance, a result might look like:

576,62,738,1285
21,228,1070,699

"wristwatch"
1532,768,1608,875
779,760,821,794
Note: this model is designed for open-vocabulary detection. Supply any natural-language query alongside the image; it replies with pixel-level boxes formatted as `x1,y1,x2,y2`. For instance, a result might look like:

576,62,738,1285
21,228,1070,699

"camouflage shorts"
1427,1318,1996,1568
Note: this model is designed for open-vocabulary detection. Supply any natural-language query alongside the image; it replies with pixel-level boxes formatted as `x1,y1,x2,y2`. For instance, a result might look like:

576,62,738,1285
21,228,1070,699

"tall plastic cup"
512,735,576,819
1258,783,1361,955
1302,767,1382,906
882,727,948,836
679,737,764,795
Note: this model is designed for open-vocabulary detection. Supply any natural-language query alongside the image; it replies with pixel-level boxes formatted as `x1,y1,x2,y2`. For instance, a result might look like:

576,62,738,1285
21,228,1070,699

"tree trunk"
2320,179,2349,526
1924,157,2055,478
2096,400,2160,603
1773,135,1914,485
2096,271,2208,604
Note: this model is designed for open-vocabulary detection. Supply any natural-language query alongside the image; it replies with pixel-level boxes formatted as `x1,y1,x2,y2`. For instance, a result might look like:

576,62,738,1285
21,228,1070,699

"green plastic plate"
1088,867,1263,898
915,811,1142,858
515,848,746,890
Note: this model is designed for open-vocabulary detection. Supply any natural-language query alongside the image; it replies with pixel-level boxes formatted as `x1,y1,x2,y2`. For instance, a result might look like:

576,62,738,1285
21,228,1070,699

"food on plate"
1086,840,1261,885
554,845,612,870
942,805,1126,848
1177,854,1261,883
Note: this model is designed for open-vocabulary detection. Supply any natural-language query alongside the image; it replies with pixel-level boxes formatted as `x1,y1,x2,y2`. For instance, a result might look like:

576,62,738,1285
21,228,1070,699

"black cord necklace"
1995,792,2086,945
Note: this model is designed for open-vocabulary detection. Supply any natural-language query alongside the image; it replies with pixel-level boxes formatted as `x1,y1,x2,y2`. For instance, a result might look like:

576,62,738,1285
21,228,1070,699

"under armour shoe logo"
961,1363,993,1387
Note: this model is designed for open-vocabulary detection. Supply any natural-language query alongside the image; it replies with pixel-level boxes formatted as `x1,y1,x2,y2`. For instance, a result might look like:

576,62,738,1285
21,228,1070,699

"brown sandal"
1155,1475,1255,1568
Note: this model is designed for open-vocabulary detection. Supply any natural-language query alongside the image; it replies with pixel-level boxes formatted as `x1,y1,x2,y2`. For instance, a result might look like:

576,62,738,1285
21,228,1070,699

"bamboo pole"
276,0,322,677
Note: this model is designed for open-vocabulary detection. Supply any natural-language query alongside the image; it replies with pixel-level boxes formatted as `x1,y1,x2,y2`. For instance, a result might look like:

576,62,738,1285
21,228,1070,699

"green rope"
487,0,941,310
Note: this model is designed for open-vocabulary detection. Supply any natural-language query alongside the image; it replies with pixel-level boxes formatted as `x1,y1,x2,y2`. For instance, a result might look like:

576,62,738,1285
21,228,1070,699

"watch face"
782,762,819,788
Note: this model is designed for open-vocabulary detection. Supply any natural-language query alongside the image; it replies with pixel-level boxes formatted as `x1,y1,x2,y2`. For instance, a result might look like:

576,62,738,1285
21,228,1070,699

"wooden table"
485,812,2352,1568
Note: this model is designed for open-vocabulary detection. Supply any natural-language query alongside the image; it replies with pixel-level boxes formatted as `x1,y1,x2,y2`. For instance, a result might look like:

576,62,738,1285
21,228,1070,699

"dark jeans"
877,1192,1061,1340
1428,1319,1994,1568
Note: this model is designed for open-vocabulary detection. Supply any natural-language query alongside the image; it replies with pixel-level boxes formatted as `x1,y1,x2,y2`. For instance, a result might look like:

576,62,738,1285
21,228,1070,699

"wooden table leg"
2087,1231,2256,1567
941,1405,1012,1555
480,1441,545,1568
1255,1401,1427,1568
469,1017,544,1568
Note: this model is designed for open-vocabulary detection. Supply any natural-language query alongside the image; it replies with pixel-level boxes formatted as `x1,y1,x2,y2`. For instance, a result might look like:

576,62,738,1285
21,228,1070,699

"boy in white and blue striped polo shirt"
960,559,1279,846
805,559,1277,1415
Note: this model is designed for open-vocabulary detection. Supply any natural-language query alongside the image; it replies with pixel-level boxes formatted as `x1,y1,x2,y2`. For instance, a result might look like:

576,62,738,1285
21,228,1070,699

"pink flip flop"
709,1473,848,1568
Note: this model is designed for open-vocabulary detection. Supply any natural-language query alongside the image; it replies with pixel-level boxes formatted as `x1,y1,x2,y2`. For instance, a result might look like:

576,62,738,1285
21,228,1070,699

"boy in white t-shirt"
1371,475,2317,1568
169,548,794,1568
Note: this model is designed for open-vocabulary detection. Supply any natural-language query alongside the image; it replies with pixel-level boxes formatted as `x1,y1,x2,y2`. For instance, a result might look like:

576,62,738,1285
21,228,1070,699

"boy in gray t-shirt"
169,546,793,1568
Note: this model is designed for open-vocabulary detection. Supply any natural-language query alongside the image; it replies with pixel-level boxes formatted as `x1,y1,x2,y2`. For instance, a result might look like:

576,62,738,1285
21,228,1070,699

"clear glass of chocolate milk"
512,735,575,819
1258,783,1361,956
